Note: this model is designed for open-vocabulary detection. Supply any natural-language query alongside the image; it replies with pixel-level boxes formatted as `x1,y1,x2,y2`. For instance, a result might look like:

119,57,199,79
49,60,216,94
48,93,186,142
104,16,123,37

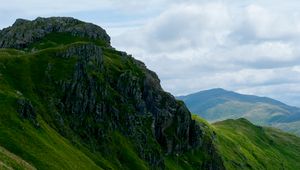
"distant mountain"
178,88,300,136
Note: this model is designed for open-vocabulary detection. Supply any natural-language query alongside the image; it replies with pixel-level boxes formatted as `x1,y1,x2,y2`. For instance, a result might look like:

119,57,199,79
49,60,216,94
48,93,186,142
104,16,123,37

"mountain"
178,88,300,135
0,17,224,169
0,17,299,170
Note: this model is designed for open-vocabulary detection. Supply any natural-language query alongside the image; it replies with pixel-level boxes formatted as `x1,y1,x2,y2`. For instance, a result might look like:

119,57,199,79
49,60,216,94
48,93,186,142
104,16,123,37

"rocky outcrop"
17,99,39,127
44,43,201,168
0,17,110,49
2,17,224,169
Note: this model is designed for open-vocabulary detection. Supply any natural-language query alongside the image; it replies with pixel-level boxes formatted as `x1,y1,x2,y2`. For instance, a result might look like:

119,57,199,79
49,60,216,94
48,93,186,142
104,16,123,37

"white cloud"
230,4,300,44
112,2,300,106
115,3,233,53
1,0,300,106
0,0,149,14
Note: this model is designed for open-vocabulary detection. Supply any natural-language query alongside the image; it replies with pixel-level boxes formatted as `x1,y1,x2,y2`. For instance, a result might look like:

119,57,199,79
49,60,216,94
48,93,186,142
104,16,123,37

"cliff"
0,17,224,169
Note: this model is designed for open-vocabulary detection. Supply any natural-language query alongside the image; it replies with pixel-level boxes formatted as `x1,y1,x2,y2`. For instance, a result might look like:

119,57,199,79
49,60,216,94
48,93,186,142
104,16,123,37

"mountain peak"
0,17,222,169
0,17,110,49
203,88,229,94
210,88,227,91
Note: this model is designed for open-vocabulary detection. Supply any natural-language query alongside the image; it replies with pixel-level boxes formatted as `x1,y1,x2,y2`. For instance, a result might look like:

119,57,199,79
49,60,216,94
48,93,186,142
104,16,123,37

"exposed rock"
17,99,39,128
2,17,224,169
0,17,110,49
48,42,202,168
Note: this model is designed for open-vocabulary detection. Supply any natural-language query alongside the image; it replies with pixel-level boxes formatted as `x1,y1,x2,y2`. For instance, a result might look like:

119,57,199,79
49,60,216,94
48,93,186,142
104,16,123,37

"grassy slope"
213,118,300,170
1,33,216,170
0,34,149,169
0,49,103,169
1,33,300,170
0,145,36,170
0,44,216,169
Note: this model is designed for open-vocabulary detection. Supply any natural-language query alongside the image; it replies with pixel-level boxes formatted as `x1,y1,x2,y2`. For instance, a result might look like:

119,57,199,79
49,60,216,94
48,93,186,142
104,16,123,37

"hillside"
0,17,224,169
213,118,300,170
178,88,300,136
0,17,299,170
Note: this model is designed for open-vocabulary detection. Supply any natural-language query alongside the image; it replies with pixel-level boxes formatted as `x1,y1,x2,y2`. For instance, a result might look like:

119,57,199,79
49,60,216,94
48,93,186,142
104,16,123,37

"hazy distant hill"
178,88,300,135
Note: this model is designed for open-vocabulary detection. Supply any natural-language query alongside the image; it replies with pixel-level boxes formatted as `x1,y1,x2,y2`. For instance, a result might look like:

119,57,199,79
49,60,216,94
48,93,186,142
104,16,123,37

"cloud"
231,4,300,43
116,3,233,53
112,2,300,106
0,0,184,38
1,0,300,106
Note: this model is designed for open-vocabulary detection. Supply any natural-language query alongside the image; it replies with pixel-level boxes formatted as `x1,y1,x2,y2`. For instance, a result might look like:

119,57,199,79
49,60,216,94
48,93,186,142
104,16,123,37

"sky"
1,0,300,106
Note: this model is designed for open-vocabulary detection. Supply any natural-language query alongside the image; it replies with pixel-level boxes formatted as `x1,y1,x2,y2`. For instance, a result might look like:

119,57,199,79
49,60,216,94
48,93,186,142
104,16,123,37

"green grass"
213,118,300,170
0,87,148,169
26,32,109,51
0,35,150,170
0,90,103,169
1,32,300,170
0,145,36,170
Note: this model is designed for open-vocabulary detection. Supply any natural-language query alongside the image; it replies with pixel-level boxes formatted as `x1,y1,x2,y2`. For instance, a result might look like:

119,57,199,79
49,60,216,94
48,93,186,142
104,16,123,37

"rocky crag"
0,17,224,169
0,17,110,49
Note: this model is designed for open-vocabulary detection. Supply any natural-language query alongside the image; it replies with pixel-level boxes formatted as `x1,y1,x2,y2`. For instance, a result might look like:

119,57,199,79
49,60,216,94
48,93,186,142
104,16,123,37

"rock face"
51,43,201,168
17,99,39,127
0,17,224,169
0,17,110,49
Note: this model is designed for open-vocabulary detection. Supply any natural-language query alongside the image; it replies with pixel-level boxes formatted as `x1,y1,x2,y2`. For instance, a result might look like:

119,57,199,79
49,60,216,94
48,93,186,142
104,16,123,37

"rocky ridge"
0,17,224,169
0,17,110,49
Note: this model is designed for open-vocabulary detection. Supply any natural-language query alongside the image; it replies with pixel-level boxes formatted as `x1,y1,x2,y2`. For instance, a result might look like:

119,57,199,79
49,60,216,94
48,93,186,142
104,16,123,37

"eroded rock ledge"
0,17,110,49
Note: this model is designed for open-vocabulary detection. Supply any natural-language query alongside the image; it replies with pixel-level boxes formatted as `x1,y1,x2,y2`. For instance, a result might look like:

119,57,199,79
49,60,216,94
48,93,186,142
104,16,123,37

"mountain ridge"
178,88,300,135
0,17,110,49
0,17,224,169
178,88,295,110
0,17,299,170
